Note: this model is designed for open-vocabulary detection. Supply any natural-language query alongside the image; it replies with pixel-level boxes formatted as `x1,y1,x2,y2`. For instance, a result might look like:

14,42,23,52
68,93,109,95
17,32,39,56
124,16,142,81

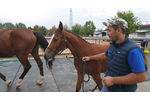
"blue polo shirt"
105,48,146,73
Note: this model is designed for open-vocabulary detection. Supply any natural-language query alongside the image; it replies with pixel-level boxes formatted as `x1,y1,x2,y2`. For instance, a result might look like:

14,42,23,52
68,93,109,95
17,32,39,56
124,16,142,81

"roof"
139,24,150,29
94,31,107,35
94,32,101,35
136,30,150,33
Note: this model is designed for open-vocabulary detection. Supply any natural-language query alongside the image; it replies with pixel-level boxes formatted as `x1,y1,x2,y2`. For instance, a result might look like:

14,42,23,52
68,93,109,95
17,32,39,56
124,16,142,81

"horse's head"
44,21,68,70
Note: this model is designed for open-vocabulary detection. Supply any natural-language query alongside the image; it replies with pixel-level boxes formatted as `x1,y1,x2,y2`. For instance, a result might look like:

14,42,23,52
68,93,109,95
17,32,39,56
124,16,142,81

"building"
129,24,150,38
93,31,107,37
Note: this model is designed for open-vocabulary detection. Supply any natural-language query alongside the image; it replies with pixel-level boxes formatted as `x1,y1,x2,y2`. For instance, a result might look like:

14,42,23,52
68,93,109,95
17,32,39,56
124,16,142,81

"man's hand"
102,76,114,87
82,56,90,62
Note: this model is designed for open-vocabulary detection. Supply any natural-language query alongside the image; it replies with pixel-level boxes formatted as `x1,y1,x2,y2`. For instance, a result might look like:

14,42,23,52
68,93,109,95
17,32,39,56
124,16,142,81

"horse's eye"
54,39,58,42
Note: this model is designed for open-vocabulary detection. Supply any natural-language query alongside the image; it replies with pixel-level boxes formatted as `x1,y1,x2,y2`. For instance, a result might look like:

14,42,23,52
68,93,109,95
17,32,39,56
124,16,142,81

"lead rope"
82,59,90,92
46,61,60,92
66,56,90,92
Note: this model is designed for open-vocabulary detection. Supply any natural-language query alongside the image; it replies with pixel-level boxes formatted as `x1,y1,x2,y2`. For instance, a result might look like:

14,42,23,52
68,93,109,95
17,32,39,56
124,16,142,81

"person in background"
141,39,149,51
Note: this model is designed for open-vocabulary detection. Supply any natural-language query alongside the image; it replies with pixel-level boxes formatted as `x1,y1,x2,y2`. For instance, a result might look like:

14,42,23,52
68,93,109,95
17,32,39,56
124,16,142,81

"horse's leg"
92,74,103,91
0,72,11,86
31,44,44,85
76,71,83,92
16,57,31,88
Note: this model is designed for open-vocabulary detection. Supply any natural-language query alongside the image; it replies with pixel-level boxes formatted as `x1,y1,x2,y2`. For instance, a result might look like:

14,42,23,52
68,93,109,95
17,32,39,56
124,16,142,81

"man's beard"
112,33,118,42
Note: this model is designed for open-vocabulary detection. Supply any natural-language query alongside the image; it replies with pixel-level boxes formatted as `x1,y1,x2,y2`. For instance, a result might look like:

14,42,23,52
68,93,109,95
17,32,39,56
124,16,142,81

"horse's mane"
65,30,93,45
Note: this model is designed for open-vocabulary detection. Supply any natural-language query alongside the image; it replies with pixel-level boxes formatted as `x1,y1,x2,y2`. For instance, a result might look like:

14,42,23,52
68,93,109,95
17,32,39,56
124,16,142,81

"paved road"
0,53,150,92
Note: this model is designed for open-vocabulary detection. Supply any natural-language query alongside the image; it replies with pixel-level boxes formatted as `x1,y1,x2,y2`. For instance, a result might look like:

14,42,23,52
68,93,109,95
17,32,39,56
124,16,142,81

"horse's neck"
65,32,91,57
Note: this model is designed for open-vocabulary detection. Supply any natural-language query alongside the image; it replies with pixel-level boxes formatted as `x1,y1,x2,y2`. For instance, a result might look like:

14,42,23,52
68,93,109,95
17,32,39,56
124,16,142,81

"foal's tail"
33,31,48,51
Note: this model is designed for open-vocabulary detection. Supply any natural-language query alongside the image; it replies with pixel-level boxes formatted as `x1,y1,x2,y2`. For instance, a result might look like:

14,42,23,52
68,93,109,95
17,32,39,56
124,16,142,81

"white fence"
45,37,150,50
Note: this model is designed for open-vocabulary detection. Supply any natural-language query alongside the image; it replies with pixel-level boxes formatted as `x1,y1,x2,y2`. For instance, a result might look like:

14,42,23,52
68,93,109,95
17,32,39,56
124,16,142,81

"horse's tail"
33,31,48,51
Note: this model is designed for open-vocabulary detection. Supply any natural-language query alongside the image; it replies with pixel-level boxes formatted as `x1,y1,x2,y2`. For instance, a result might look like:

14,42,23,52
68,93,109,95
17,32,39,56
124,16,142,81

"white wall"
146,32,150,38
129,33,138,38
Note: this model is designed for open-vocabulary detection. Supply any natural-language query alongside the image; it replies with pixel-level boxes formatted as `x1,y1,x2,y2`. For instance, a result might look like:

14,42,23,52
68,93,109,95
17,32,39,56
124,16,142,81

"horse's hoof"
36,82,42,85
16,79,22,88
6,80,11,86
16,84,22,88
36,75,44,85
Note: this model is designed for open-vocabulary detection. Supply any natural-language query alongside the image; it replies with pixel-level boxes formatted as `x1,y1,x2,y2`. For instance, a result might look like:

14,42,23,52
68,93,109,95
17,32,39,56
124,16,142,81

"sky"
1,0,150,31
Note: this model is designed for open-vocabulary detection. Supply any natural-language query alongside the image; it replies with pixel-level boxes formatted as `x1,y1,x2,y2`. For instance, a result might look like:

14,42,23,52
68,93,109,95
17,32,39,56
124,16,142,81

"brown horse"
44,22,110,91
0,28,48,88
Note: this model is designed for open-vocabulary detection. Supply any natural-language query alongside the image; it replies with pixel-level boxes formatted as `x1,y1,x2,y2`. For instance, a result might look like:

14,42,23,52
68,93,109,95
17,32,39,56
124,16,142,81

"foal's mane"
65,30,93,45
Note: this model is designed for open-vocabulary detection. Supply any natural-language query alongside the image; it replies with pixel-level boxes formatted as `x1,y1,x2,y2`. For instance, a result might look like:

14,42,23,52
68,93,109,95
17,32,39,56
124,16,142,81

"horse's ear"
59,21,63,32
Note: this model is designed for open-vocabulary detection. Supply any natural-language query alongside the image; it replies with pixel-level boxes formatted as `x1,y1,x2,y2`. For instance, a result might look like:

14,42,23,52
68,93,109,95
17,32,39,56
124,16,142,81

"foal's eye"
54,39,58,42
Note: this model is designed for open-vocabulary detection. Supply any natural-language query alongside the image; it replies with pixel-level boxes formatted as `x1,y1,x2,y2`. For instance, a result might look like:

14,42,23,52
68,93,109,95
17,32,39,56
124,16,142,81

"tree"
79,27,86,36
63,24,71,31
40,26,47,36
97,29,104,32
3,22,15,29
33,25,40,32
28,26,33,30
15,22,26,28
0,23,3,30
84,20,96,36
71,24,82,35
115,10,142,36
49,26,56,34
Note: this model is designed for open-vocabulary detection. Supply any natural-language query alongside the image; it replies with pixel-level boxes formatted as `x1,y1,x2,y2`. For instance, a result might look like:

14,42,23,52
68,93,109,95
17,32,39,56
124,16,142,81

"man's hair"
112,25,126,34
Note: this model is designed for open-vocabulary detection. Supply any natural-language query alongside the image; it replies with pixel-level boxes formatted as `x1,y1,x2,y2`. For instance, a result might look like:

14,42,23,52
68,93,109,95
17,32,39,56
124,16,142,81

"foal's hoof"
6,80,11,86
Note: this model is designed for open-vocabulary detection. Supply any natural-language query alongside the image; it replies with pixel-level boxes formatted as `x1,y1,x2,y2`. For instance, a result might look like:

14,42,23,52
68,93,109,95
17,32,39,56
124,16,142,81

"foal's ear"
59,21,63,32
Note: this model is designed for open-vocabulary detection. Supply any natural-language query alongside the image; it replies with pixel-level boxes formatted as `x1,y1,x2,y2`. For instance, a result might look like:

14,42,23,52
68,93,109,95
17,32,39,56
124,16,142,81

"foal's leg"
16,57,31,88
92,74,103,91
0,72,11,86
76,71,83,92
31,45,44,85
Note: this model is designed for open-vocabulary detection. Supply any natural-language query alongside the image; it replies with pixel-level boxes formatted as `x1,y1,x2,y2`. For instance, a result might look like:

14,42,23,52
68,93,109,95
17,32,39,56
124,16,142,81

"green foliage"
97,29,104,32
28,26,33,30
3,22,15,29
40,26,47,36
79,27,86,36
33,25,48,36
0,20,97,37
63,24,71,31
1,22,26,30
0,23,3,29
49,26,56,34
115,10,142,36
71,24,82,35
33,25,40,32
71,20,96,36
15,23,26,28
84,20,96,36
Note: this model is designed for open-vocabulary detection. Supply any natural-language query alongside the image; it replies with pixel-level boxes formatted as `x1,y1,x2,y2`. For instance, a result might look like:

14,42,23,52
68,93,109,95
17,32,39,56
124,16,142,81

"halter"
47,30,68,54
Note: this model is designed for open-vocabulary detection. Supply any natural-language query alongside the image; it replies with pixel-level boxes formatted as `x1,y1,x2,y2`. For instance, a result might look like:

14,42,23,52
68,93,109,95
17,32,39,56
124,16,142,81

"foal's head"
44,21,67,69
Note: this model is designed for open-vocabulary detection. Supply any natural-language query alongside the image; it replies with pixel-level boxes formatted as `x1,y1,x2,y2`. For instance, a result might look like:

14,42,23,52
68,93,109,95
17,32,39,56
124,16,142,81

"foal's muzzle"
44,53,55,70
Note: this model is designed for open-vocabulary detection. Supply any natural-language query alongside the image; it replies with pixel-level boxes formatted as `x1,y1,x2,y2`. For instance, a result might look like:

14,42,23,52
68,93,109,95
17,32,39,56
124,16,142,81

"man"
82,18,146,92
141,39,149,52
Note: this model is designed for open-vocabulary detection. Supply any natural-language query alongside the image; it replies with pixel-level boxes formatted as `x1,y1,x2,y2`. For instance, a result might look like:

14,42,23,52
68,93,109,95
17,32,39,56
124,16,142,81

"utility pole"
69,8,73,30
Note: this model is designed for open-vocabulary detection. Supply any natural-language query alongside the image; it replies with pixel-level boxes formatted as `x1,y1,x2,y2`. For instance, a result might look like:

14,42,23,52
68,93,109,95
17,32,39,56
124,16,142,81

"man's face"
106,26,119,42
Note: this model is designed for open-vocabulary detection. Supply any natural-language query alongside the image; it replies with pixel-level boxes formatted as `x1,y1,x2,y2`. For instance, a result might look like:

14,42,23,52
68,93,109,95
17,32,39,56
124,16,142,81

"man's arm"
102,72,146,87
82,52,106,61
